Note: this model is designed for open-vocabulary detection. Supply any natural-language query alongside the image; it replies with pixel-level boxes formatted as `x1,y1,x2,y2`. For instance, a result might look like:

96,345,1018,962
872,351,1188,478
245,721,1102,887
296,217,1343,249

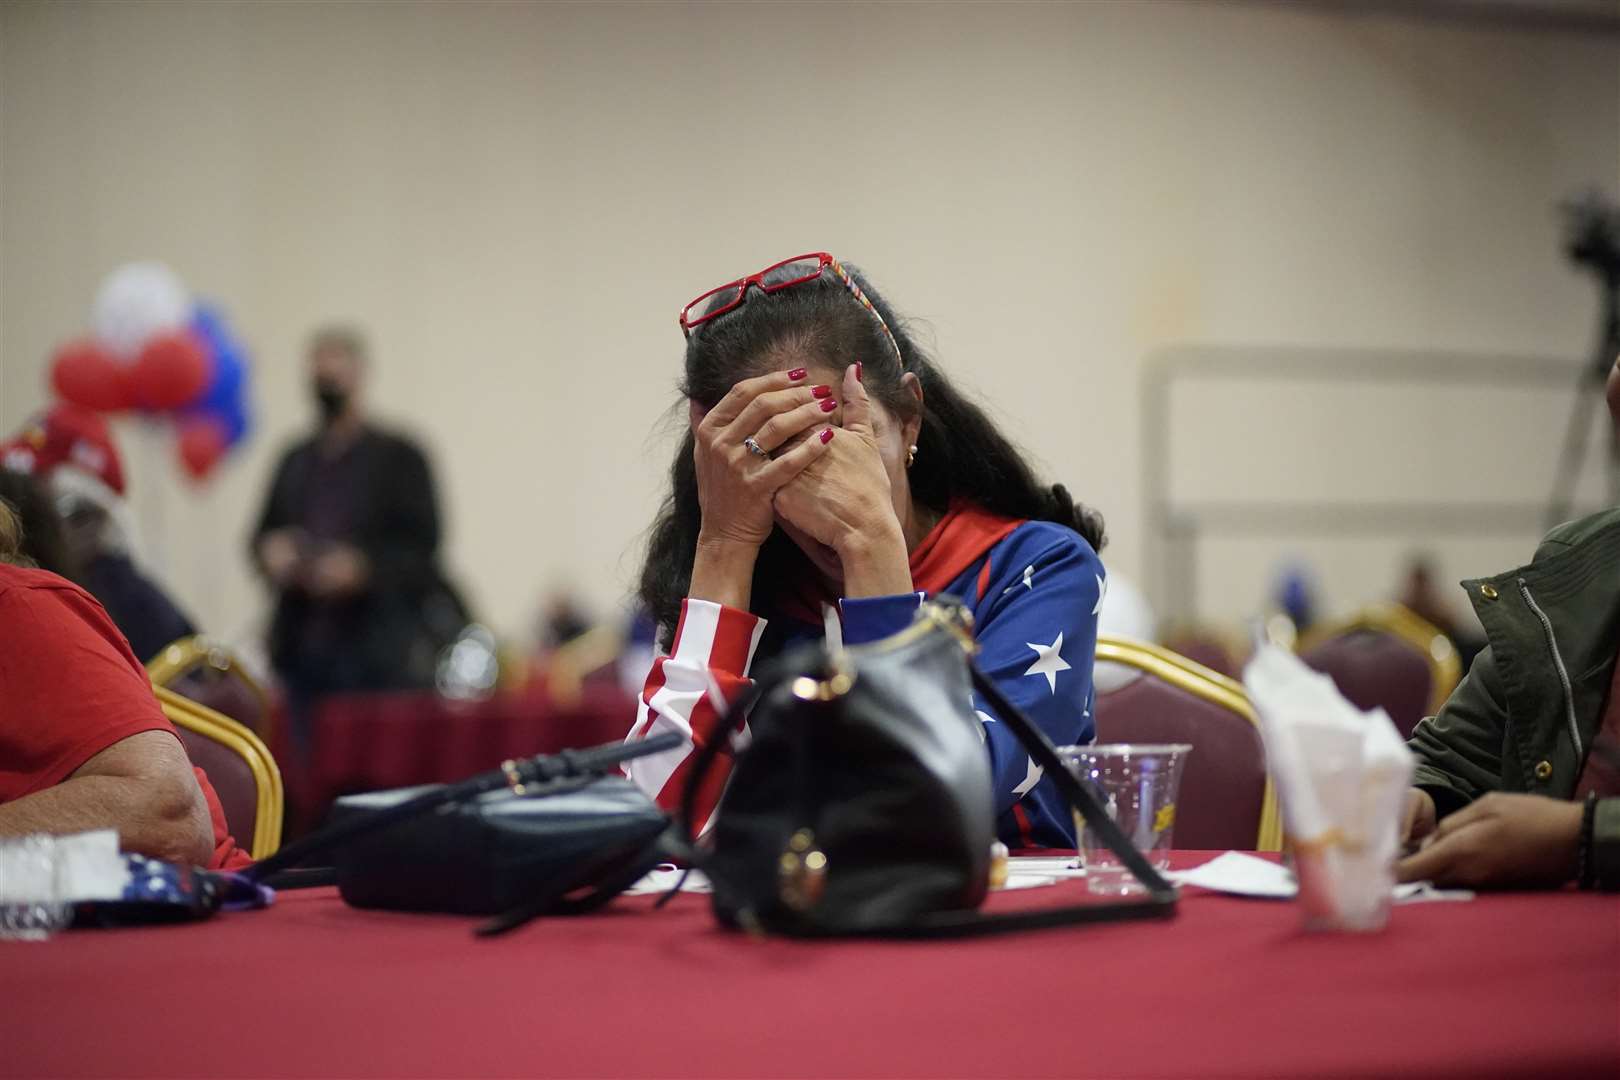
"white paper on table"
60,829,129,900
1006,856,1087,878
0,829,128,902
997,874,1064,891
1391,881,1475,904
1169,851,1297,898
624,866,712,896
1170,851,1473,904
624,856,1086,897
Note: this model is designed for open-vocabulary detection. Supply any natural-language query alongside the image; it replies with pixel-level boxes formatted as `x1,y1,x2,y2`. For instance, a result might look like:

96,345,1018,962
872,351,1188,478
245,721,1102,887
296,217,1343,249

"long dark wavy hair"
637,260,1104,649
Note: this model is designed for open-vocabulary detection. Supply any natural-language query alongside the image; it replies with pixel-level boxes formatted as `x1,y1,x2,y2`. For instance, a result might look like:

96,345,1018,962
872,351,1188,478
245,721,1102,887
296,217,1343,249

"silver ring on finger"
743,435,769,459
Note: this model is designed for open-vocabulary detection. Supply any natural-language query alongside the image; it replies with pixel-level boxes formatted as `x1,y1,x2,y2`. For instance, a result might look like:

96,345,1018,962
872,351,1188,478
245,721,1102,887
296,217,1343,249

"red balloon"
177,416,228,481
132,330,209,411
49,339,131,412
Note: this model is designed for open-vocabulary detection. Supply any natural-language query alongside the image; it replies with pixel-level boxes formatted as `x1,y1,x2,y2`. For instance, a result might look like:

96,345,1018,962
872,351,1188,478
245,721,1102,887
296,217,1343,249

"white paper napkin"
1170,850,1473,904
0,829,129,903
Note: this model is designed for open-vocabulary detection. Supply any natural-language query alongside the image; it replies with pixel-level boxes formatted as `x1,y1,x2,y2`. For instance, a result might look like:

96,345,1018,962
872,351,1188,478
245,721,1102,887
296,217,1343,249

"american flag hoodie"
624,501,1104,849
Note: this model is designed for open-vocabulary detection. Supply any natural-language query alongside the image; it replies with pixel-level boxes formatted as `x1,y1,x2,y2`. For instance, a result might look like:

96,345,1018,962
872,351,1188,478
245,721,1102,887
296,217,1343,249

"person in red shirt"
0,500,249,869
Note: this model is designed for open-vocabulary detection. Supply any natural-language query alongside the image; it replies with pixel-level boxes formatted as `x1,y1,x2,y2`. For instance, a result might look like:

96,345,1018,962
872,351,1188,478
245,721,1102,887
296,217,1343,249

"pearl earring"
906,444,918,468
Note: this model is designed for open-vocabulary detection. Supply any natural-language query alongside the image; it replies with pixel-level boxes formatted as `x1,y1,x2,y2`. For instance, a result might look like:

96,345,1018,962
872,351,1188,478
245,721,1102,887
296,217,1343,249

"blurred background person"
534,586,594,652
0,404,197,662
1273,562,1320,643
0,468,82,585
251,327,465,747
1397,552,1486,670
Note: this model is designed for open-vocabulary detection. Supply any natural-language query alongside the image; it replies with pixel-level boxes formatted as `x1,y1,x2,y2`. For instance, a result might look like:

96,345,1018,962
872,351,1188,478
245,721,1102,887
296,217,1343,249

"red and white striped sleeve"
623,598,766,827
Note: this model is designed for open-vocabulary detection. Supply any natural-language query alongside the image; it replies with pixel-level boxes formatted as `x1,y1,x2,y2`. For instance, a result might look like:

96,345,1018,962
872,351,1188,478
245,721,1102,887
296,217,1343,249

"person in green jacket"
1398,361,1620,892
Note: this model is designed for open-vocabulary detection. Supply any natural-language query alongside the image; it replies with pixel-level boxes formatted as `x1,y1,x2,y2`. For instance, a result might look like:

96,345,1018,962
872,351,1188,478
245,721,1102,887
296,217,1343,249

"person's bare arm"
0,730,213,866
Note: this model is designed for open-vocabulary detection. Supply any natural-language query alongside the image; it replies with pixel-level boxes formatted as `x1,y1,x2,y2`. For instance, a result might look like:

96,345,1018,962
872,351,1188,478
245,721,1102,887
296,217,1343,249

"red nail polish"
812,385,833,399
820,428,835,444
820,398,837,412
855,362,863,382
788,368,808,381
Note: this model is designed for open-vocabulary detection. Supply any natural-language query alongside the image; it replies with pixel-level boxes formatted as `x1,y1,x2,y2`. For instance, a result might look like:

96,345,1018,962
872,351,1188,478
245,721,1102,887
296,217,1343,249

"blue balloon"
205,347,244,410
185,301,254,449
189,303,238,402
213,396,251,445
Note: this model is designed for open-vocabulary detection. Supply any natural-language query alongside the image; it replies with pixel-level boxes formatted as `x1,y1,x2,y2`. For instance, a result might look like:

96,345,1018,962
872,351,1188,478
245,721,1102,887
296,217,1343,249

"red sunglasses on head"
679,252,905,366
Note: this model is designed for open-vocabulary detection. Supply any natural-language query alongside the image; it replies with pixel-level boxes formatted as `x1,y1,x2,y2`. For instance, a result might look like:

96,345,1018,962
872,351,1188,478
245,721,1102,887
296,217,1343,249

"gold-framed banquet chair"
1297,603,1462,739
155,685,284,860
1093,634,1282,852
148,635,276,745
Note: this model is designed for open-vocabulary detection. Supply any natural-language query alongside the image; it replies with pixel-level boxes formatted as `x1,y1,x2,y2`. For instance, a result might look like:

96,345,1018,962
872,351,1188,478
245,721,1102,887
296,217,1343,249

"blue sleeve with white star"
968,524,1102,847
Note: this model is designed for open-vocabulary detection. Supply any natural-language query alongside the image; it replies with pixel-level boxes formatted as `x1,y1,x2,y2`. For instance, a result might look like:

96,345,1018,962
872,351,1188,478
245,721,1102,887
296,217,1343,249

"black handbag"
244,735,681,936
679,598,1178,937
331,774,669,929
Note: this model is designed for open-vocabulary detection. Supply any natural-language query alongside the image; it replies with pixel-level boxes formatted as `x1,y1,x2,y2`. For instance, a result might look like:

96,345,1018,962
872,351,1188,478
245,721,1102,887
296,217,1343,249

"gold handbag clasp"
921,599,979,654
778,828,828,912
790,658,855,702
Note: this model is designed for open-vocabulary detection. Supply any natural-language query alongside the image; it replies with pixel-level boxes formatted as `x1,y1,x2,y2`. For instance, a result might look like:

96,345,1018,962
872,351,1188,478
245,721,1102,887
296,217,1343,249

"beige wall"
2,0,1616,651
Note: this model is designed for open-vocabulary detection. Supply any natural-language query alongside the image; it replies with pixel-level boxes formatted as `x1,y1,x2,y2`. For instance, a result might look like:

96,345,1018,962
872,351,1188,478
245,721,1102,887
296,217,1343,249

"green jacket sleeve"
1408,645,1510,813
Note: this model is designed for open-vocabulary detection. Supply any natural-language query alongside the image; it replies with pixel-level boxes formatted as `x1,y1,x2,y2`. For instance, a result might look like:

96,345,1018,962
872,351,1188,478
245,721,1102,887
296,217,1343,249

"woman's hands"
692,367,835,548
772,365,913,598
688,367,836,609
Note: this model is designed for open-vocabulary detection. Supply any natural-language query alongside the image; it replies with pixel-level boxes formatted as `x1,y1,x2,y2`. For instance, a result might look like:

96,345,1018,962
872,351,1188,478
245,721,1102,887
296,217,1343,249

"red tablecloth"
285,684,635,827
4,853,1616,1078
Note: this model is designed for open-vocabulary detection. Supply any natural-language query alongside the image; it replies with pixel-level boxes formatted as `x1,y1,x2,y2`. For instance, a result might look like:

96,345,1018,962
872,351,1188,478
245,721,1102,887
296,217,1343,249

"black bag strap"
475,832,672,937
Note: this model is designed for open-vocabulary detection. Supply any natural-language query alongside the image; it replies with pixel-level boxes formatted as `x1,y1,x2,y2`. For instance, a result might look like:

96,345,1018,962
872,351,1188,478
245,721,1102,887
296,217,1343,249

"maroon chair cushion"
1161,637,1240,679
1094,676,1267,851
168,670,269,738
173,726,259,852
1300,629,1432,739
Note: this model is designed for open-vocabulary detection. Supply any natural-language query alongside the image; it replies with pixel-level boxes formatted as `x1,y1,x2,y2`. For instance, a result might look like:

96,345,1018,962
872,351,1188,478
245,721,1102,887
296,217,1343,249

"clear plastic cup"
1058,744,1192,896
0,834,72,941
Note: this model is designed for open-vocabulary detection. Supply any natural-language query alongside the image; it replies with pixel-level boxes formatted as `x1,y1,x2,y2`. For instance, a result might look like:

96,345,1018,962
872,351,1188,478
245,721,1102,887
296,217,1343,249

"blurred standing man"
251,328,464,747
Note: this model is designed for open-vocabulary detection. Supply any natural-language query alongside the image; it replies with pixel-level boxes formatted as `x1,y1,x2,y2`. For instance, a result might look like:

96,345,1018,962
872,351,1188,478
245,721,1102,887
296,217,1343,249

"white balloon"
91,261,190,361
1097,570,1156,642
1094,570,1157,693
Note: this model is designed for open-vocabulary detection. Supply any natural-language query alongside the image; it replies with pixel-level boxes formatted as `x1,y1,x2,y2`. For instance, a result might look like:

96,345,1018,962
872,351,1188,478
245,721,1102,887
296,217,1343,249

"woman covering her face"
626,254,1107,848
